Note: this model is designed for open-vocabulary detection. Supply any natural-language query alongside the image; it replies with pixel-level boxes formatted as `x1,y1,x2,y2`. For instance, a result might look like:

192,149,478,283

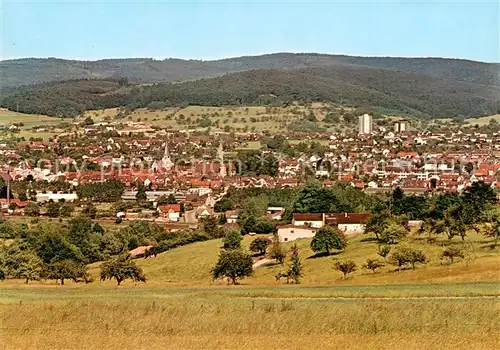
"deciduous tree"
45,259,90,285
310,226,347,255
440,246,464,264
362,259,384,273
269,233,285,264
212,249,253,285
100,255,146,286
222,230,242,250
249,237,271,256
24,202,40,217
46,201,61,218
377,245,391,260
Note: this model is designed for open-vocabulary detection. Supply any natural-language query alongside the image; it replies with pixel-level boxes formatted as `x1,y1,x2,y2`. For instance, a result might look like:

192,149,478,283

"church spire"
162,138,173,171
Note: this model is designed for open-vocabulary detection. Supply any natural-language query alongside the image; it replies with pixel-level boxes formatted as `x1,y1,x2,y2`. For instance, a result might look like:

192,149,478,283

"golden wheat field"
0,283,499,349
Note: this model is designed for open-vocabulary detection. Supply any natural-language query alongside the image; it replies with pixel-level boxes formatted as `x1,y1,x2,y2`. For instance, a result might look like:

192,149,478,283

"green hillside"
86,232,500,287
2,65,499,118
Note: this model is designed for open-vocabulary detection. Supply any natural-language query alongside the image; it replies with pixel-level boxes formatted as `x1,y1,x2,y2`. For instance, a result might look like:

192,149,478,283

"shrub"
440,246,465,264
362,259,384,273
334,260,357,279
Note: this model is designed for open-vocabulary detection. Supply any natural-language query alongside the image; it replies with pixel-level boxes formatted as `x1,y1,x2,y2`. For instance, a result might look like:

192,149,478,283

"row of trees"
0,214,226,284
365,182,499,243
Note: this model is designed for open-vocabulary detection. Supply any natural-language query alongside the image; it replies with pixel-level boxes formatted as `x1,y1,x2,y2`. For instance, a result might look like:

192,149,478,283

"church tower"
162,139,174,171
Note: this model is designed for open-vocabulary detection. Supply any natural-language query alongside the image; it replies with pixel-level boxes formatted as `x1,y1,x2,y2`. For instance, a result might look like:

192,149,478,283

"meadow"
102,231,500,287
0,282,498,349
82,103,348,133
465,114,500,127
0,108,63,141
1,231,499,349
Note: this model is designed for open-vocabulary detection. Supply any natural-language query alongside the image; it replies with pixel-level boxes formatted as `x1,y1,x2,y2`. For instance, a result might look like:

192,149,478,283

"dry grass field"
0,283,498,349
1,231,499,349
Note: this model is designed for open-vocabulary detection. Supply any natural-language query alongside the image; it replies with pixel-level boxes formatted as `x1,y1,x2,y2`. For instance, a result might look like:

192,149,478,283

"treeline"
2,65,499,118
75,180,125,202
215,183,376,214
0,79,130,117
215,181,498,240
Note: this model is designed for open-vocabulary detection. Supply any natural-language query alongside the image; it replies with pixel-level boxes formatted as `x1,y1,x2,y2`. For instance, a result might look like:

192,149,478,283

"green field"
0,108,59,126
0,108,63,140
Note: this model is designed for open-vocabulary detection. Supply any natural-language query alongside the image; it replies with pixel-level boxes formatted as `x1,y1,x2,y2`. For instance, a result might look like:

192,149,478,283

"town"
0,109,498,226
1,2,499,346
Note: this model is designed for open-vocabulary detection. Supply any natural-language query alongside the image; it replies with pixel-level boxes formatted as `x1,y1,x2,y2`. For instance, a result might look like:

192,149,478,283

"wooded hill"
2,53,499,88
1,53,499,118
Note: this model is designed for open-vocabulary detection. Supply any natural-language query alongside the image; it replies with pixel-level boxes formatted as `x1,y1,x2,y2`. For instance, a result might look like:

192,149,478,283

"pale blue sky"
1,1,499,62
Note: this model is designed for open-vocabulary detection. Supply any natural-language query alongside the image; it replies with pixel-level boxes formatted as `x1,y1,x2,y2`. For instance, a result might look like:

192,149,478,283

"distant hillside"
1,64,499,118
0,79,130,117
1,53,499,89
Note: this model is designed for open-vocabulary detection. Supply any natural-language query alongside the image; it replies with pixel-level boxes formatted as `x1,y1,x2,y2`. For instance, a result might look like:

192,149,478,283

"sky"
1,1,499,62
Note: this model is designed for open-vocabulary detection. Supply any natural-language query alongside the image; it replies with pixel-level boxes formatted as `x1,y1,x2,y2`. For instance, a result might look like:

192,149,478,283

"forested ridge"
1,65,499,118
2,53,499,88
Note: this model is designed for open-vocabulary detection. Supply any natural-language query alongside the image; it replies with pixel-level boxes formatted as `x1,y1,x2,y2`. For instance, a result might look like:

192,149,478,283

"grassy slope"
466,114,500,126
1,232,499,349
119,231,500,287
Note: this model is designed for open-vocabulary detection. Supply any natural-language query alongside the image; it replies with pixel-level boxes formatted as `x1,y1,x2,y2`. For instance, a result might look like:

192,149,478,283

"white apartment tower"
394,120,410,133
358,114,373,135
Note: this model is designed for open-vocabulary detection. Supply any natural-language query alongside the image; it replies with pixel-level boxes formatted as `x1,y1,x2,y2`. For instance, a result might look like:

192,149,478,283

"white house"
277,225,317,242
325,213,371,233
36,192,78,203
225,210,239,223
292,213,324,228
157,204,181,222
